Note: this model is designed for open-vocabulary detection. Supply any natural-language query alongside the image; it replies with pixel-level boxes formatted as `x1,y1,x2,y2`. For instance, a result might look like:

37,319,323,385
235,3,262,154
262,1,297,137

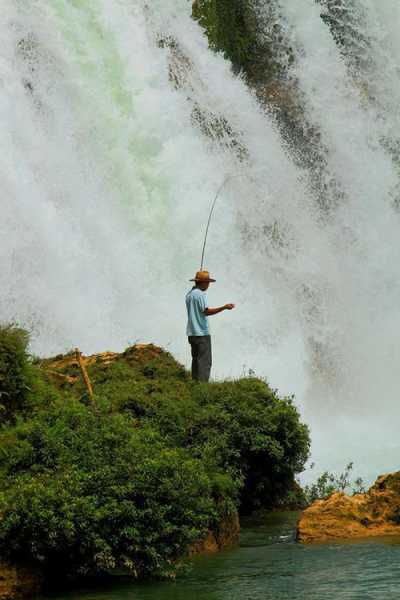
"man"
186,270,235,382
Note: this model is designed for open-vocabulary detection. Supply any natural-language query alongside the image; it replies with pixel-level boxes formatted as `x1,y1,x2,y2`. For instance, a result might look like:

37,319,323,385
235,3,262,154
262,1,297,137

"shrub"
188,379,310,513
0,401,215,579
303,462,366,504
0,324,32,422
104,373,310,514
0,330,311,581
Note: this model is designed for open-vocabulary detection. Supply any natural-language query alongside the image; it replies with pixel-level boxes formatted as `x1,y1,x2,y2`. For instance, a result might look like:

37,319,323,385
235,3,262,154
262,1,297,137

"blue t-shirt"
186,287,209,336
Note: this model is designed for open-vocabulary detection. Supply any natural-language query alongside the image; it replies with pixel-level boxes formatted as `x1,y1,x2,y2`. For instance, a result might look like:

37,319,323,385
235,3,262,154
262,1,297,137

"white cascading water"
275,0,400,480
2,0,400,482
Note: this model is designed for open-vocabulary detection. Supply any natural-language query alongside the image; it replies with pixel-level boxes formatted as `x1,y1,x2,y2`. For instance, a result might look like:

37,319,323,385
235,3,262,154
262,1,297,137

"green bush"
0,324,32,422
303,462,366,504
0,330,310,581
93,365,310,514
0,401,215,579
188,379,310,513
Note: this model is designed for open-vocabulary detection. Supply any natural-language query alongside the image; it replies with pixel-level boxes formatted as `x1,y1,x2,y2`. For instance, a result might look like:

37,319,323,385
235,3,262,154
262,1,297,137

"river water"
43,513,400,600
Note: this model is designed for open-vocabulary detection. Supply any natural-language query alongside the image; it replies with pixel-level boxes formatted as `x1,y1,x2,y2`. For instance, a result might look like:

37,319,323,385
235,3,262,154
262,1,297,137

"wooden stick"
75,348,95,406
45,369,78,385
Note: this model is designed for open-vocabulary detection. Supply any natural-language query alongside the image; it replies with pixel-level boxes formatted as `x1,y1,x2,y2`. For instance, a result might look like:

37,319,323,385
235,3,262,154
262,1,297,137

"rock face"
0,564,42,600
297,473,400,543
188,512,240,557
191,0,346,216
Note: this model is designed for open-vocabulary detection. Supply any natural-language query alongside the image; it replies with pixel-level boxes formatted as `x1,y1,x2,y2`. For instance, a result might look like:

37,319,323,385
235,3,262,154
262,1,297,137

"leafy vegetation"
0,404,214,580
192,0,257,75
0,324,32,422
303,462,366,504
0,326,310,581
192,0,294,84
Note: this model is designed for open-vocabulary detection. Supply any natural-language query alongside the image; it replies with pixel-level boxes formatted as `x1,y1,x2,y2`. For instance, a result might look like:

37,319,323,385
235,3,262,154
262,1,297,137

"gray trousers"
188,335,212,382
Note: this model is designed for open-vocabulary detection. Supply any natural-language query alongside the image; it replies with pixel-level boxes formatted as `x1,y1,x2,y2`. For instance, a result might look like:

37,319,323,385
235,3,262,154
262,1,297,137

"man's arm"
205,304,235,316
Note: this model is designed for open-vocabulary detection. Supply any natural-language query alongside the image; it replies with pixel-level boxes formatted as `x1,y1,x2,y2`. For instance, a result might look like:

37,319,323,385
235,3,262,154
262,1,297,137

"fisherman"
186,270,235,382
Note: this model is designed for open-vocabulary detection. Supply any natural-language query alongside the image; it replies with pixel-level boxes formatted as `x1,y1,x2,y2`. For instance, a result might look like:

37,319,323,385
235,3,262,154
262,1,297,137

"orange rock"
187,512,240,557
297,472,400,543
42,349,120,373
187,531,219,557
41,344,166,387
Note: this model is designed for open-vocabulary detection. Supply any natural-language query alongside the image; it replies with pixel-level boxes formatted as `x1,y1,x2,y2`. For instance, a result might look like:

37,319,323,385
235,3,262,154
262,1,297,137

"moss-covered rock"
193,0,258,75
191,0,346,216
192,0,290,84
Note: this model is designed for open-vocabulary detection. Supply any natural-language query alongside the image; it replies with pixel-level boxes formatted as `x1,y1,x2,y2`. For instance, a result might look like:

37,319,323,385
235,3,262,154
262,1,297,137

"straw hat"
190,270,216,283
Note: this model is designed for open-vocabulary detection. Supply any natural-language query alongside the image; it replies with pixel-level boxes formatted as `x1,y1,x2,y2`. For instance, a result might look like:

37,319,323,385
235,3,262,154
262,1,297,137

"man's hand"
205,303,236,316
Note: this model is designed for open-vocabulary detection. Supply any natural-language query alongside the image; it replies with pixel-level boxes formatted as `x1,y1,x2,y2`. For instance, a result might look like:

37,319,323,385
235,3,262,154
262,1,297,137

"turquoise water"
43,512,400,600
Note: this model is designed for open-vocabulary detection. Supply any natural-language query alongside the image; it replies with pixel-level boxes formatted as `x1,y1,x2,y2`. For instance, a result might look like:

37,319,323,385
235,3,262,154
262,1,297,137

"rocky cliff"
297,472,400,543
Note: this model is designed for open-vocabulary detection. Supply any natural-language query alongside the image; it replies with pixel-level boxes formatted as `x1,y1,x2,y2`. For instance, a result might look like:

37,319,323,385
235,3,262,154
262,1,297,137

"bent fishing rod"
200,175,232,271
200,171,263,270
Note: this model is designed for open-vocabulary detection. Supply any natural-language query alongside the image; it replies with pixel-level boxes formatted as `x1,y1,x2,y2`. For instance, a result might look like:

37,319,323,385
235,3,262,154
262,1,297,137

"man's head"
190,270,216,291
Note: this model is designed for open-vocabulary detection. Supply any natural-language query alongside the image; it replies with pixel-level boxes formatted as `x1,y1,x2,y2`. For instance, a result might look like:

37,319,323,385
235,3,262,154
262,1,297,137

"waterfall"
2,0,400,481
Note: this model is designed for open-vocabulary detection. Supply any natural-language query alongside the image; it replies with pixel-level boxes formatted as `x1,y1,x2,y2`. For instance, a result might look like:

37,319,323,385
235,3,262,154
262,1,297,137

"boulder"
297,472,400,543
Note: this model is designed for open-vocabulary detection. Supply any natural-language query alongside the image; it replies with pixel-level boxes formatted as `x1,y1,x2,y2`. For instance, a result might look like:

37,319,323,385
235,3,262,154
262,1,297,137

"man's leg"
188,336,199,380
197,335,212,382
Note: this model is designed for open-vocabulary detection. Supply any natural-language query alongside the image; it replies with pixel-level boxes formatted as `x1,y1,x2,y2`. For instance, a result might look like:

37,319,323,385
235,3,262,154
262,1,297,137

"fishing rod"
200,171,262,270
200,175,232,271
